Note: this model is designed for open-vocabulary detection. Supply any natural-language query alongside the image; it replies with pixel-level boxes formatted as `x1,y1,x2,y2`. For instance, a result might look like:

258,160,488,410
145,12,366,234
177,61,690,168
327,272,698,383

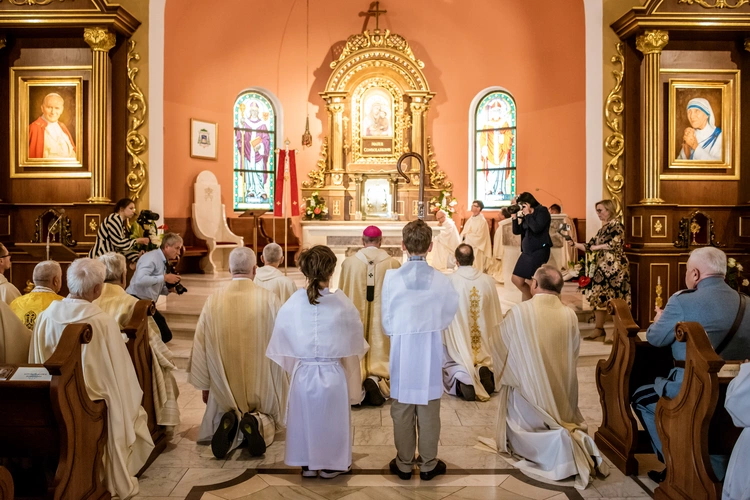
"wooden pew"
0,323,110,500
594,299,673,475
122,300,167,475
0,466,14,500
654,321,743,500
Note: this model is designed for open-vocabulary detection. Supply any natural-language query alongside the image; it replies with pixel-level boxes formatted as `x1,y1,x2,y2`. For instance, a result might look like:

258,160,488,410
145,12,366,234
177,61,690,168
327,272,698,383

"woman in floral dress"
569,199,631,342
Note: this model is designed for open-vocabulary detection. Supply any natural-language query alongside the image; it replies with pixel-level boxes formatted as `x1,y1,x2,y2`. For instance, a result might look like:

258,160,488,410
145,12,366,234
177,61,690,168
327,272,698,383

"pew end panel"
0,323,110,500
123,299,167,475
595,299,673,475
654,322,743,500
0,466,14,500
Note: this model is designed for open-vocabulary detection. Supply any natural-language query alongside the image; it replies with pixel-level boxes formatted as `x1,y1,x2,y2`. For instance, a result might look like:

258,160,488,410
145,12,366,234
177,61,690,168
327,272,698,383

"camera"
137,209,160,226
165,261,188,295
507,204,522,215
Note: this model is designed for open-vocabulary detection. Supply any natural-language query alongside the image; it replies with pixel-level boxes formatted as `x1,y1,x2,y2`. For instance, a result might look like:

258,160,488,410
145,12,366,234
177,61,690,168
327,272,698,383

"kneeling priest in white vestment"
189,247,287,459
723,361,750,500
0,298,31,364
491,265,607,490
443,244,500,402
267,245,368,478
338,225,400,406
95,253,180,428
254,242,297,304
30,258,153,500
431,210,460,271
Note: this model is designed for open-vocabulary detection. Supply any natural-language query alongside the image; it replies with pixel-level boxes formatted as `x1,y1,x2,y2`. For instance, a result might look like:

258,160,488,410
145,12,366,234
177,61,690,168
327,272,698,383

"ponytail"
298,245,337,305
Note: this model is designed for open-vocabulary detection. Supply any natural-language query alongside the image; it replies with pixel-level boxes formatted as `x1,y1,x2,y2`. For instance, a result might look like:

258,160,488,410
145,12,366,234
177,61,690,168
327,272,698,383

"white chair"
191,171,244,273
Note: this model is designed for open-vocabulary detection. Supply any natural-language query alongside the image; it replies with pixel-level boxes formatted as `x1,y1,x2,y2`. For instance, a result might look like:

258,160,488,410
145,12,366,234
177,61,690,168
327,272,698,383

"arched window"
233,90,278,211
471,89,516,208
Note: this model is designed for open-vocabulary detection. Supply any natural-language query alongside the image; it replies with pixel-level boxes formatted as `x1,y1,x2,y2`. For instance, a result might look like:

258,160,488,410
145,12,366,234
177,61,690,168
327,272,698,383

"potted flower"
305,192,329,221
429,189,457,218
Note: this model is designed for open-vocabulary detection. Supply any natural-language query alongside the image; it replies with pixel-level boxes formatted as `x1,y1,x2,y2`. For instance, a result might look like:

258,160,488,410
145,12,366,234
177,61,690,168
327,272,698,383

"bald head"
33,260,62,292
532,265,564,295
262,243,284,267
455,244,474,267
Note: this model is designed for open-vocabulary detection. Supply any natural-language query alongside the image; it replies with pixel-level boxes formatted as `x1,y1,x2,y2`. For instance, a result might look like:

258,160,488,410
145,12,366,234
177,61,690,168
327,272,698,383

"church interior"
1,0,749,499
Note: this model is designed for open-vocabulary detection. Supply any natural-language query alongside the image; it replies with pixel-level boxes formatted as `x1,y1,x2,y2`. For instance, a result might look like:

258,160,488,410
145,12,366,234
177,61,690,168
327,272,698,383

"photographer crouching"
126,232,185,343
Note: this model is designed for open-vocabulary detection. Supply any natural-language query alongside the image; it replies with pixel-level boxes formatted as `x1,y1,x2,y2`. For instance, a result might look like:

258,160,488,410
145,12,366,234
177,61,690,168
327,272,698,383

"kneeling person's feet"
479,366,495,394
648,468,666,483
239,413,266,457
320,467,351,479
389,458,412,480
420,460,447,481
456,381,476,401
211,411,238,459
363,378,386,406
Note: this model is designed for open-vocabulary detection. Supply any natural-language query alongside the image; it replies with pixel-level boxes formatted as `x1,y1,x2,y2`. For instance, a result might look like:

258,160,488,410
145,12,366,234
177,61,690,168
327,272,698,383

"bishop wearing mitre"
443,244,501,402
460,201,493,272
432,210,460,271
94,253,181,428
254,242,297,304
30,258,153,500
0,298,31,364
338,225,400,406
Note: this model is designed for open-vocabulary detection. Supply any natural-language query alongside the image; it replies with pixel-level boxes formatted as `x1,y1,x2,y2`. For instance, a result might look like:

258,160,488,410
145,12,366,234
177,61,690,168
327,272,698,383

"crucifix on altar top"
360,1,387,31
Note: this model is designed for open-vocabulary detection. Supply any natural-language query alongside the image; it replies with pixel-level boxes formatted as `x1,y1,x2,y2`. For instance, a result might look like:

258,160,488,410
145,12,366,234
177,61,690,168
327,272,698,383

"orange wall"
164,0,586,219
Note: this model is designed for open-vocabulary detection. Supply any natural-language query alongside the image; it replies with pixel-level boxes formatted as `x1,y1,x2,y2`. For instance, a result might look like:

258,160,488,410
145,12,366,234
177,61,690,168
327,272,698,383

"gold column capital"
636,30,669,55
84,27,116,53
0,37,6,50
744,38,750,52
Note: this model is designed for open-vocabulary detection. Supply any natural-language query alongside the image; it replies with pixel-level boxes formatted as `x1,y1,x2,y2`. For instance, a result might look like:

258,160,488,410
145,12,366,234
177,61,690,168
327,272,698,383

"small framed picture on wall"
190,118,218,160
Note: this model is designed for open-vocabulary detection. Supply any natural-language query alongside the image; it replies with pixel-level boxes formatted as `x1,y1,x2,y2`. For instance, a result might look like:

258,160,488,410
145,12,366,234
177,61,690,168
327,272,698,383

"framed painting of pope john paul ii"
11,68,87,178
664,70,739,179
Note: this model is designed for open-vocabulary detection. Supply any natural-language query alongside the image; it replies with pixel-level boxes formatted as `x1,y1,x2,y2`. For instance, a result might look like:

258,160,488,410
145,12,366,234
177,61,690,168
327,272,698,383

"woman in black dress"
511,192,552,301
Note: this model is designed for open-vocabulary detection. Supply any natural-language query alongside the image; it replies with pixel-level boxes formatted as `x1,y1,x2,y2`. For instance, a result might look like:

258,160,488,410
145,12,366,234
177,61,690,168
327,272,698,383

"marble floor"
138,271,661,500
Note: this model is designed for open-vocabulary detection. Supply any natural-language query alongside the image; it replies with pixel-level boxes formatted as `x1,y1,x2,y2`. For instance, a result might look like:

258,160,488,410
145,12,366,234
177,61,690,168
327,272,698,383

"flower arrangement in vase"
305,192,329,220
429,189,457,218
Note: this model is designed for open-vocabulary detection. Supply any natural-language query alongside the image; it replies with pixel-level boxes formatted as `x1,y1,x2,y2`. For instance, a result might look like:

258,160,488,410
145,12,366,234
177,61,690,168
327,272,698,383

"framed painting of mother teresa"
666,71,739,177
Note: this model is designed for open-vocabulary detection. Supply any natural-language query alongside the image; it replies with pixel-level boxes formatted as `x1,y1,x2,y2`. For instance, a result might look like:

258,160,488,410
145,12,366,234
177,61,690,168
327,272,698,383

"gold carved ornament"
469,287,482,364
604,43,625,221
330,29,424,70
351,77,404,164
83,27,116,52
655,276,663,310
303,136,329,189
426,137,453,191
678,0,750,8
635,30,669,55
0,0,70,4
126,40,148,203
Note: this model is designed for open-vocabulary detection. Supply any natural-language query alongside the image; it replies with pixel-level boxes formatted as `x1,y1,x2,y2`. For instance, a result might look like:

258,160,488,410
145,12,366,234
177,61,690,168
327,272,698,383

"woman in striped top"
89,198,150,264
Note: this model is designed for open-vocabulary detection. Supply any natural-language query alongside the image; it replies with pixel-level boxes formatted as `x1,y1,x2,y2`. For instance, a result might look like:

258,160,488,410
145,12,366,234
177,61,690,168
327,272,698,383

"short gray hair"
689,247,727,276
33,260,62,285
98,252,126,283
230,247,256,275
262,243,284,265
160,232,183,249
534,264,564,294
67,258,106,296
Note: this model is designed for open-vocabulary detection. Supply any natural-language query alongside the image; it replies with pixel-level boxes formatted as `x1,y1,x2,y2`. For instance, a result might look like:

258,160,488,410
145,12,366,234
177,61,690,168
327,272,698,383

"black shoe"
211,411,238,459
456,381,476,401
479,366,495,394
648,468,666,483
419,460,447,481
239,413,266,457
363,378,386,407
389,458,412,480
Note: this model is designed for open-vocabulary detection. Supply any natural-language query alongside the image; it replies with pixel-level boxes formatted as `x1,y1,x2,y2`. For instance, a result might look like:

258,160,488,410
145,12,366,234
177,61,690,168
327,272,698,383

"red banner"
274,149,300,218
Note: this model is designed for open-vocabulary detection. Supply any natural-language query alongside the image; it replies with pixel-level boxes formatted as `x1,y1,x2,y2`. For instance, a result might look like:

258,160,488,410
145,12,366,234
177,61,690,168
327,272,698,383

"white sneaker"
301,467,317,478
319,467,352,479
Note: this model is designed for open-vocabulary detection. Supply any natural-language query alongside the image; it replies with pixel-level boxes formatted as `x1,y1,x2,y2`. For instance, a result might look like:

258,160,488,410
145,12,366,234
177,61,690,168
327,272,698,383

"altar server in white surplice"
30,258,153,500
267,245,368,479
723,361,750,500
382,220,459,481
94,253,181,428
460,201,493,272
432,210,460,271
491,265,607,490
0,298,31,364
254,242,297,304
189,247,287,459
443,244,500,402
338,225,400,406
0,243,21,305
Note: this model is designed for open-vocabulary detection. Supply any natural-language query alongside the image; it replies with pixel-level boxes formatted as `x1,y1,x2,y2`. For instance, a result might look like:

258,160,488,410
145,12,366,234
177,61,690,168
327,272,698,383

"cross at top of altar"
362,1,387,31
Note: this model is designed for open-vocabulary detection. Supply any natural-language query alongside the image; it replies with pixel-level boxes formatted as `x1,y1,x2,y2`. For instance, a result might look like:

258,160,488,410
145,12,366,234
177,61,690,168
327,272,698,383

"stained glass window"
474,91,516,208
233,92,276,211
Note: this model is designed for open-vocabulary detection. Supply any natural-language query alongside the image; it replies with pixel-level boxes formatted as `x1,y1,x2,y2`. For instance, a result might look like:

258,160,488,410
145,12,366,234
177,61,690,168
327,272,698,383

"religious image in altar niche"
360,87,394,156
474,91,516,209
233,91,276,211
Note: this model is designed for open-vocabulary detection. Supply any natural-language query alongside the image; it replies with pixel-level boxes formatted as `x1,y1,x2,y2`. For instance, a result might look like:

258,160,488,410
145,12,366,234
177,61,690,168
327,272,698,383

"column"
636,30,668,205
84,27,116,203
325,93,347,173
407,93,432,159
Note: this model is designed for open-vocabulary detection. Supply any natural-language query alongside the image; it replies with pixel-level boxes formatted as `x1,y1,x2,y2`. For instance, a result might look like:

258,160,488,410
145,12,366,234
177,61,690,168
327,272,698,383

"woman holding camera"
569,199,631,342
89,198,150,264
511,192,552,301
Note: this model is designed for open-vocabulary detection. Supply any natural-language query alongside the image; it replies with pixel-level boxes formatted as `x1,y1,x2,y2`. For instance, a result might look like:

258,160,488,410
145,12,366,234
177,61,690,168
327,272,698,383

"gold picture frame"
190,118,218,160
10,66,90,178
662,69,740,180
351,78,404,165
